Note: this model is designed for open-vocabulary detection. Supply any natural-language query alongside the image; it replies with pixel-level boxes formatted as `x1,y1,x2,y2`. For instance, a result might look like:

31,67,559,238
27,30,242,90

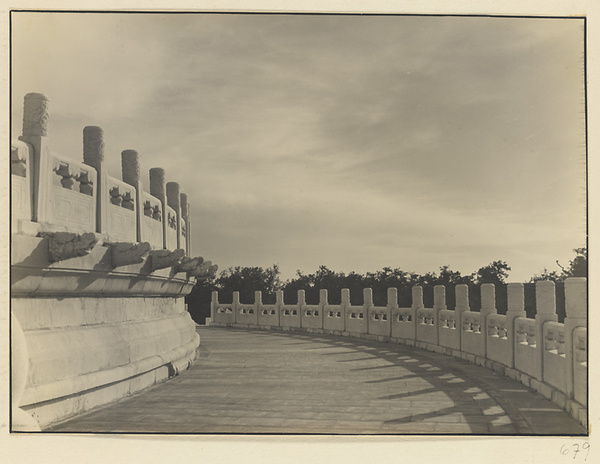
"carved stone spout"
149,248,185,272
109,242,151,268
175,256,204,273
188,260,218,280
43,232,99,263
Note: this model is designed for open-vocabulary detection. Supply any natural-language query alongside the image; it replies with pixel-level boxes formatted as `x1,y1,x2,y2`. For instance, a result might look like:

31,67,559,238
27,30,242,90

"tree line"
186,248,586,325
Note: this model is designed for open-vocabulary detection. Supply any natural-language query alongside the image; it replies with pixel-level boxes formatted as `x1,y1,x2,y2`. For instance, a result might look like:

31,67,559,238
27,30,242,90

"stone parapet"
212,279,588,428
12,92,202,260
10,92,215,431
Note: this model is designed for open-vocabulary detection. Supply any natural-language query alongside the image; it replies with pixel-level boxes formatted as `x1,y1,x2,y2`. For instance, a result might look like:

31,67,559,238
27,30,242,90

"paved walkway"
50,326,586,435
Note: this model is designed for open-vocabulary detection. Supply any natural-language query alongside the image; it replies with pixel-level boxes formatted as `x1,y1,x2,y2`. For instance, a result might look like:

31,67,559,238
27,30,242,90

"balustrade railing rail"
211,279,588,426
11,92,217,280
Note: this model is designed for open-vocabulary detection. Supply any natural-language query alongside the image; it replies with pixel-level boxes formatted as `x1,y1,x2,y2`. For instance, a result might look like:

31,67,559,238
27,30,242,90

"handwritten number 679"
561,443,590,460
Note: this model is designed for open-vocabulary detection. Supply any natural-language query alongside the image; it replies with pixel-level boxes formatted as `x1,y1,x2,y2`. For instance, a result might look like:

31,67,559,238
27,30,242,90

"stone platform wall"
10,93,216,431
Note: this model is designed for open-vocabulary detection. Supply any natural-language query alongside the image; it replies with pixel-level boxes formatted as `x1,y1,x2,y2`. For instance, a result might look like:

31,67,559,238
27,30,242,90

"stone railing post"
387,287,398,309
19,93,51,224
410,286,423,340
275,290,283,327
180,192,191,256
433,285,447,345
412,286,424,310
253,290,262,324
121,150,142,242
319,289,328,330
363,288,373,334
149,168,167,249
297,289,306,308
506,283,526,369
564,277,587,399
232,291,240,324
83,125,106,234
297,290,305,327
254,290,263,317
341,288,350,333
166,182,182,250
535,280,558,381
211,290,218,322
455,284,469,351
481,283,497,358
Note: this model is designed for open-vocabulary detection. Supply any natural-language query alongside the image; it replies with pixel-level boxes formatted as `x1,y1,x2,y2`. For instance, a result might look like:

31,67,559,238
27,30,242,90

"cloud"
11,13,586,282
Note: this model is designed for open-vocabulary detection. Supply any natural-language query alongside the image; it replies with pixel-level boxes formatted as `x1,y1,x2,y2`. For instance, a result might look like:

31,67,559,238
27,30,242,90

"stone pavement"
50,326,587,435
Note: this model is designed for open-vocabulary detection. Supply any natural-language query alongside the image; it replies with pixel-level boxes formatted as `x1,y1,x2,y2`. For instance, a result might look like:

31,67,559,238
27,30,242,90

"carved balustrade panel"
514,317,538,377
106,175,137,242
438,309,459,350
487,314,510,366
214,304,235,324
542,321,567,392
166,205,178,250
368,306,390,337
461,311,483,356
11,141,32,223
573,327,587,406
45,153,97,233
141,191,164,249
391,308,416,340
416,308,436,344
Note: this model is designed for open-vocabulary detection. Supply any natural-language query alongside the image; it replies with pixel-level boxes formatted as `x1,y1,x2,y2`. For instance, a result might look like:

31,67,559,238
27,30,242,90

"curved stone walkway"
50,326,586,435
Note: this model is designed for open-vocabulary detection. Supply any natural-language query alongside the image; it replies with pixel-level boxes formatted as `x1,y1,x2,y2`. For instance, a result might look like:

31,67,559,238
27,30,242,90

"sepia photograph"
5,2,595,462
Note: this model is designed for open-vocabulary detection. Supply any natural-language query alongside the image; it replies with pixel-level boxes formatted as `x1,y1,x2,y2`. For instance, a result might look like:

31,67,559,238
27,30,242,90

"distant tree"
185,265,282,323
216,265,282,304
185,277,218,324
566,247,587,278
530,247,587,282
475,260,511,284
435,265,474,285
529,268,563,282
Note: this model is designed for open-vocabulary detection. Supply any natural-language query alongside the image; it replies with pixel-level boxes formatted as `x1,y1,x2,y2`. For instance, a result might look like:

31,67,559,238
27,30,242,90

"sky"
11,12,587,282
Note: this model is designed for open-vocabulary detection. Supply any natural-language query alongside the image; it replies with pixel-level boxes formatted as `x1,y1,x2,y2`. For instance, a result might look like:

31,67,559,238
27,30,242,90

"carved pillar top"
121,150,140,186
22,93,50,137
433,285,447,310
275,290,283,306
411,286,424,309
319,289,328,305
180,193,189,220
341,288,350,306
363,288,373,308
387,287,398,308
297,289,306,306
455,284,470,310
565,277,587,320
535,280,556,316
507,282,525,313
149,168,165,201
480,283,496,313
83,126,105,170
166,182,180,210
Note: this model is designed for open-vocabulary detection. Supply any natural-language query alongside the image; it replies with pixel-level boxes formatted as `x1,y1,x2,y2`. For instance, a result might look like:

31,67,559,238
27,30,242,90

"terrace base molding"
12,297,199,431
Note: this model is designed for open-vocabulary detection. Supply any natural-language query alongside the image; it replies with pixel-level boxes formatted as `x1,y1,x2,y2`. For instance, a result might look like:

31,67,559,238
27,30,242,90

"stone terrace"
50,326,586,435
